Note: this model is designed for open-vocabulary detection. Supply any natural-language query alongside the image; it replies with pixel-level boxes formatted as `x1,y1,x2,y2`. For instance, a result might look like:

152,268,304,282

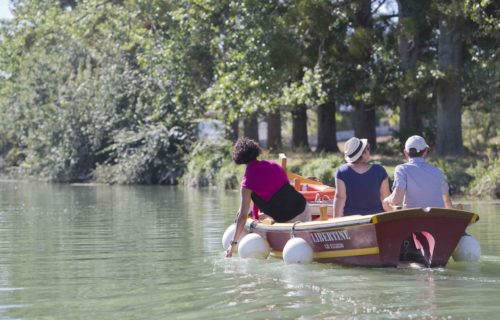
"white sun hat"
405,135,429,152
344,137,368,163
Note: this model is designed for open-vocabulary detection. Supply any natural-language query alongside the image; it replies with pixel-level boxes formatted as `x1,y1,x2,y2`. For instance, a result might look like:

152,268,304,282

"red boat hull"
246,208,478,267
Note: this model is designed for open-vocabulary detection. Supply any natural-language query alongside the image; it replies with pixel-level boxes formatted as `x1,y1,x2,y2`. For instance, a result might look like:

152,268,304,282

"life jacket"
251,183,306,222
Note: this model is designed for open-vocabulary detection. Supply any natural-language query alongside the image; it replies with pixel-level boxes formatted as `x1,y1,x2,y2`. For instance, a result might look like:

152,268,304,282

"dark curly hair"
232,137,262,165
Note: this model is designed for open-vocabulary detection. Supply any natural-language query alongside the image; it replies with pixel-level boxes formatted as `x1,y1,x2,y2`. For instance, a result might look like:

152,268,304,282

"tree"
435,1,466,155
291,104,310,151
348,0,377,148
0,0,202,183
225,119,239,142
243,113,259,142
277,0,336,152
202,0,278,140
459,0,499,152
317,98,339,152
266,110,282,151
396,0,432,138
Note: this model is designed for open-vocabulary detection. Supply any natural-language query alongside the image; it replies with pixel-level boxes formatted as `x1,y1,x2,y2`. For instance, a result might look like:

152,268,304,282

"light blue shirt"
393,158,449,208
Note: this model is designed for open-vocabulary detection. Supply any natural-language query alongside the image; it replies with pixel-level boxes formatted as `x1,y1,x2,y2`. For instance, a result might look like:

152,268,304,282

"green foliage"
216,161,243,190
377,137,403,156
464,0,500,35
282,67,328,109
429,157,474,196
182,138,235,188
290,155,343,187
0,0,498,189
463,107,500,153
462,42,499,153
201,0,277,121
466,151,500,199
98,124,191,184
0,0,199,184
181,146,500,201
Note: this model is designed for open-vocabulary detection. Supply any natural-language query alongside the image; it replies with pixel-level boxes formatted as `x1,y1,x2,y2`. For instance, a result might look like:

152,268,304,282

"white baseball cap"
405,135,429,152
344,137,368,163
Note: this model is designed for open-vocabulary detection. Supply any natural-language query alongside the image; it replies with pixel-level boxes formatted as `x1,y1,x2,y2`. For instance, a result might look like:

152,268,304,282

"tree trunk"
243,113,259,142
291,104,310,151
225,119,239,142
397,0,423,138
436,18,464,156
316,100,339,153
267,110,282,151
350,0,377,150
354,103,377,149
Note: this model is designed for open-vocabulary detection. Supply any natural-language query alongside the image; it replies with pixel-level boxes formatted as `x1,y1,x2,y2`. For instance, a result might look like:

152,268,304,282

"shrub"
97,124,192,185
376,137,402,156
216,161,243,189
429,157,473,196
182,138,233,187
466,151,500,199
294,155,344,186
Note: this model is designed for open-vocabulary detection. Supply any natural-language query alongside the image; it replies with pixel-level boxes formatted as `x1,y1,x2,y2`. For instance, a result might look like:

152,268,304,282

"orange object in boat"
286,171,335,201
279,153,335,201
298,183,335,201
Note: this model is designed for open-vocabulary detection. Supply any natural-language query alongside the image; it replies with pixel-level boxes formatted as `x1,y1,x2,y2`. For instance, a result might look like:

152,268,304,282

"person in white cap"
334,137,392,217
383,135,453,209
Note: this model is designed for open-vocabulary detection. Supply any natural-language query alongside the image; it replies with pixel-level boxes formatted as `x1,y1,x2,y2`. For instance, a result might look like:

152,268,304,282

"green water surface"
0,181,498,319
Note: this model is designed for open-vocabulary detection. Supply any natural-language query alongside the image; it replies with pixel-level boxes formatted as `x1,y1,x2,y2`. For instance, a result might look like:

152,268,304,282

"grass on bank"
182,138,500,200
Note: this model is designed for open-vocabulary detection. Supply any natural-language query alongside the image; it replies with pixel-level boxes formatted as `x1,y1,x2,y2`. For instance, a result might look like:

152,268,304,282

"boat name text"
311,230,351,243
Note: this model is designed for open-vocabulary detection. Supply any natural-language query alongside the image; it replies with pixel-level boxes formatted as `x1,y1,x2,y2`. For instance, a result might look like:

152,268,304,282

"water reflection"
0,181,499,319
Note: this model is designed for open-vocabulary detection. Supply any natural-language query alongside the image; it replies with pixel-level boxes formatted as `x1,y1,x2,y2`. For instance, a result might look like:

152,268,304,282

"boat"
278,153,335,218
245,208,479,267
241,154,480,267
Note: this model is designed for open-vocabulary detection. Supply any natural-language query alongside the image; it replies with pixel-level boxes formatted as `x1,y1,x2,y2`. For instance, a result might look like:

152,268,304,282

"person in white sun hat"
383,135,453,209
334,137,392,217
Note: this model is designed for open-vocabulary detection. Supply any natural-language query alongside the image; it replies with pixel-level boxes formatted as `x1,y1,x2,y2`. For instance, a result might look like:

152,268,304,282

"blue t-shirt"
335,164,388,216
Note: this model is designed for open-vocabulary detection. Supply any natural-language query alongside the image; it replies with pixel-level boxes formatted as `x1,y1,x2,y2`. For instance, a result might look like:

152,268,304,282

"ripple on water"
0,183,499,319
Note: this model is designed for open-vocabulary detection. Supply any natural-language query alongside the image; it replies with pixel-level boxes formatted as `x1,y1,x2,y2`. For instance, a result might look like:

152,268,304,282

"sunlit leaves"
0,0,198,183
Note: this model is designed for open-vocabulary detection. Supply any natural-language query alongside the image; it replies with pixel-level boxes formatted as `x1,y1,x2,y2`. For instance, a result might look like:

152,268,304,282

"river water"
0,181,499,319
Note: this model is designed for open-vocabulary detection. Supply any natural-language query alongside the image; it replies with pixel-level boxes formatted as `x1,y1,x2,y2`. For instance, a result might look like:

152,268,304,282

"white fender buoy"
222,223,248,251
238,233,270,259
453,234,481,261
283,237,314,264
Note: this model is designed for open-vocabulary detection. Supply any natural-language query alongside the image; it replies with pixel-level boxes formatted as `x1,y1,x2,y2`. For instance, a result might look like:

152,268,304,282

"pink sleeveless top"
241,160,289,218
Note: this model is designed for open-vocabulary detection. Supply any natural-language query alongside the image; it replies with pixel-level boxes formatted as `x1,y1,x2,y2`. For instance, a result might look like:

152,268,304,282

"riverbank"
181,139,500,200
1,139,498,200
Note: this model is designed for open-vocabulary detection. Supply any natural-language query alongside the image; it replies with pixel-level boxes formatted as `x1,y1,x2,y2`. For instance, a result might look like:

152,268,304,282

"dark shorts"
251,183,307,222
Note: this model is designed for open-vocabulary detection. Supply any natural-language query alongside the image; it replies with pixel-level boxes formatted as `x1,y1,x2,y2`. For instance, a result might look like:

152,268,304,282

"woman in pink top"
226,138,310,258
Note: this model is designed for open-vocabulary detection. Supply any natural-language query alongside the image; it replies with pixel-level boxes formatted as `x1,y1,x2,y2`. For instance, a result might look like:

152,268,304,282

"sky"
0,0,12,20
